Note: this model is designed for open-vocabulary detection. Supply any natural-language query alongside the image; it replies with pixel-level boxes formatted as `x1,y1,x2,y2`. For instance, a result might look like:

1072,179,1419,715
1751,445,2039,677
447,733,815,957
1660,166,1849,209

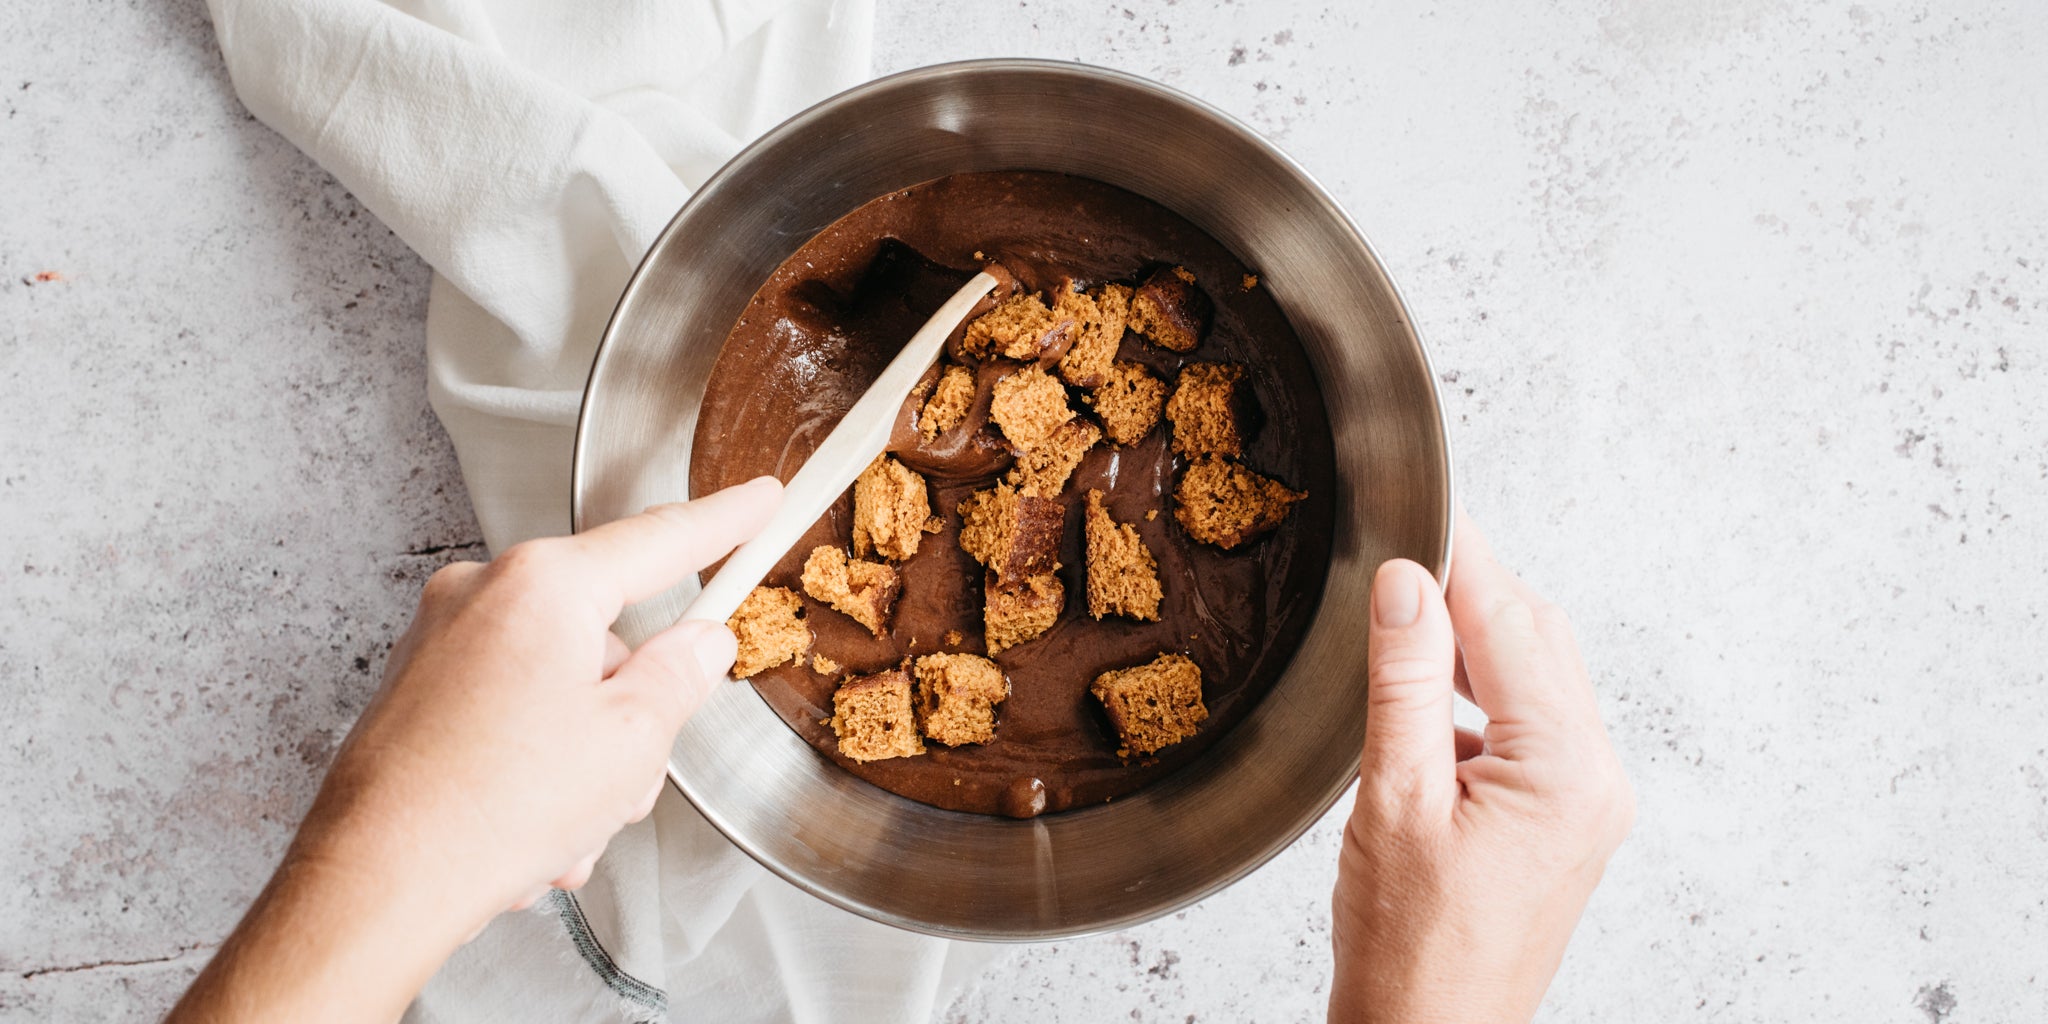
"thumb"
607,620,740,732
1360,558,1458,814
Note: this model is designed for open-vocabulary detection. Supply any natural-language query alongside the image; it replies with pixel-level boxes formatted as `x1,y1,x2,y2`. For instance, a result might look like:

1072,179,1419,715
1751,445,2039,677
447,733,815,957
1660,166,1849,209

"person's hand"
169,477,782,1024
1329,513,1634,1024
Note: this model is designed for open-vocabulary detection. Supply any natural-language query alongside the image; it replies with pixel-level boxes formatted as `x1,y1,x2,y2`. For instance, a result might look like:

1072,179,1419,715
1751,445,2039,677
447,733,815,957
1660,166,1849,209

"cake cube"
800,545,900,636
1164,362,1248,458
1054,282,1133,387
989,365,1073,452
830,667,925,762
1090,653,1207,757
1127,265,1212,353
957,483,1064,580
913,652,1009,746
918,364,976,442
985,571,1064,654
1084,490,1162,621
1005,416,1101,497
961,292,1078,362
726,585,811,679
852,455,931,561
1173,455,1306,550
1087,360,1167,447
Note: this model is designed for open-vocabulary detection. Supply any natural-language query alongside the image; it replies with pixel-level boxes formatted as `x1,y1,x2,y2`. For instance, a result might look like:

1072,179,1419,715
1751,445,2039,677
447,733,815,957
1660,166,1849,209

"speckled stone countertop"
4,1,2044,1021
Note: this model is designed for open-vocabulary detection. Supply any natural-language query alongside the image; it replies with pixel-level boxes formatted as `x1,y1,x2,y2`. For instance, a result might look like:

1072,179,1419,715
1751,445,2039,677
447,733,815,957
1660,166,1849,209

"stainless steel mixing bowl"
571,59,1453,940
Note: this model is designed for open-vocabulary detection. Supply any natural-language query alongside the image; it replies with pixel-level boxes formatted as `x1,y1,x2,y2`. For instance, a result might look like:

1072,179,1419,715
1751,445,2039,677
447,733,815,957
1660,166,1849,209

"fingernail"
1373,560,1421,628
683,620,739,682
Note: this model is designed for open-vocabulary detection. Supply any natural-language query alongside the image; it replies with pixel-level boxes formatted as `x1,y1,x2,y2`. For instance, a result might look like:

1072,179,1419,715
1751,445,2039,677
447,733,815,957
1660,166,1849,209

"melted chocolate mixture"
690,172,1335,817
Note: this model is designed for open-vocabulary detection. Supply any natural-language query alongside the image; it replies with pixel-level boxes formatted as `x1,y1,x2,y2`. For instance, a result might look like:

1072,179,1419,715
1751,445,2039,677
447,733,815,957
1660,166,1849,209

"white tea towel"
205,0,996,1019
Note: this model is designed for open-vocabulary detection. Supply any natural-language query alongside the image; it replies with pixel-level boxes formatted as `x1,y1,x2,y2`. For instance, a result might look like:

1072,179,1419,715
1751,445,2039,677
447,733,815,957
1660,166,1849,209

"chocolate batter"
690,171,1335,817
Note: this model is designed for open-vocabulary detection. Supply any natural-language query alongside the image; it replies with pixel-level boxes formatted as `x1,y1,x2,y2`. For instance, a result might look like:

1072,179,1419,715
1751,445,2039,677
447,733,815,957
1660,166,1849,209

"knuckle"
489,539,572,587
1480,594,1541,641
1531,600,1574,636
1554,765,1636,839
1605,770,1639,841
641,501,700,530
1368,652,1447,692
422,561,481,600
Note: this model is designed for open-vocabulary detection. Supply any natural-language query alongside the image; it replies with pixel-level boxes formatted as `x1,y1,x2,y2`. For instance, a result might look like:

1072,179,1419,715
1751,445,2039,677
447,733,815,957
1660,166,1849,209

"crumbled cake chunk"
1005,416,1101,497
852,455,931,561
943,629,964,647
727,586,810,678
957,483,1064,580
800,545,900,635
1173,456,1306,549
830,668,925,762
914,653,1009,746
961,293,1077,362
920,364,976,441
1087,361,1167,446
1128,265,1212,352
1054,282,1133,387
1241,274,1259,291
989,365,1073,451
1165,362,1248,458
812,653,841,675
985,571,1064,653
1084,490,1162,621
1090,653,1207,757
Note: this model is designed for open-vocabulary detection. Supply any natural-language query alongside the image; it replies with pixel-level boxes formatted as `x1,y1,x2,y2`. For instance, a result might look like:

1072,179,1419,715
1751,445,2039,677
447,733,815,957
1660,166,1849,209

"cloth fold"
207,0,993,1018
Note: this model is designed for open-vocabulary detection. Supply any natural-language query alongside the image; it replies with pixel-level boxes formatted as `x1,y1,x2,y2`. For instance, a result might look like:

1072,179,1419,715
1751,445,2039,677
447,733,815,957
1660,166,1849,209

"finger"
1453,726,1486,762
1359,558,1458,816
550,850,602,891
627,774,665,823
1445,512,1575,740
569,476,784,614
607,620,740,732
601,631,630,679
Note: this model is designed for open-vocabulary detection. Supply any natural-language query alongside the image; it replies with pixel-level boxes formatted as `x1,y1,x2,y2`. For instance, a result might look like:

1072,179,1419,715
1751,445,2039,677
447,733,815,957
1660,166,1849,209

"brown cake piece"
913,653,1009,746
852,455,931,561
1054,282,1133,387
829,668,925,762
1005,416,1101,497
812,653,841,675
988,365,1073,452
1090,653,1208,757
800,545,900,636
1084,490,1162,621
960,293,1078,362
919,364,976,442
985,571,1064,654
957,483,1065,580
1087,360,1167,446
1165,362,1248,458
1127,265,1212,352
1173,455,1306,550
727,586,810,679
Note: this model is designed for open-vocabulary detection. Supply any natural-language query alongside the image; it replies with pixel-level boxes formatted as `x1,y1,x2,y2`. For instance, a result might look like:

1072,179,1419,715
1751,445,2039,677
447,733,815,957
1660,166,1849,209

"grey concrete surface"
5,0,2045,1021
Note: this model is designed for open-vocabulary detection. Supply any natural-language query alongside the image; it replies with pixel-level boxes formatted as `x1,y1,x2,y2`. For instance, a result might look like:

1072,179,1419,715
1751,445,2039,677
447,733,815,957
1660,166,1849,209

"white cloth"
205,1,994,1019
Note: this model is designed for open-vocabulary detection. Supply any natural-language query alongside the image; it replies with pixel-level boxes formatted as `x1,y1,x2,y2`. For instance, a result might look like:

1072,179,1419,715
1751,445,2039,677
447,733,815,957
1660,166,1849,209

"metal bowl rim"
569,57,1456,941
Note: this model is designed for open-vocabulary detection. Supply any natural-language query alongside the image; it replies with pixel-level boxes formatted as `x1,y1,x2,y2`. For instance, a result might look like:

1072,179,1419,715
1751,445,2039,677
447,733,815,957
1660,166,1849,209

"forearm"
168,830,476,1023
